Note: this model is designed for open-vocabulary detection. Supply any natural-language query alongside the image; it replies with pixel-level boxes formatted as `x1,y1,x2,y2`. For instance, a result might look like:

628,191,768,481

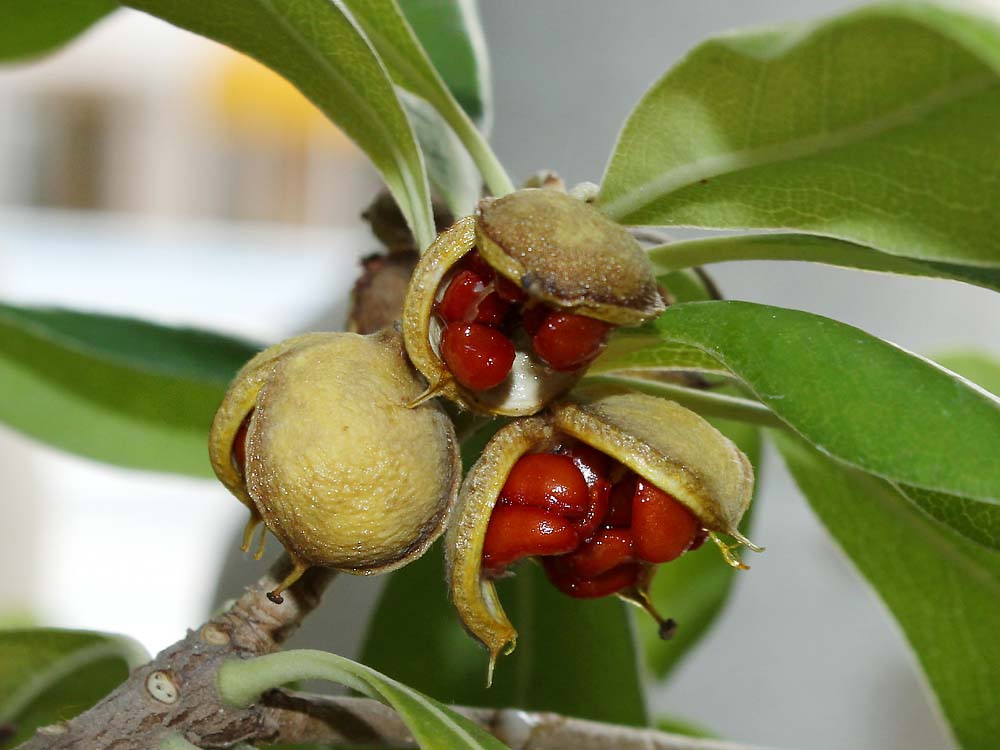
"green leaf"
776,434,1000,750
361,545,647,727
123,0,436,249
218,649,509,750
638,419,762,679
0,0,116,62
895,353,1000,552
399,0,492,126
340,0,511,197
642,301,1000,502
598,2,1000,268
0,304,259,476
649,234,1000,293
400,90,482,217
0,628,147,747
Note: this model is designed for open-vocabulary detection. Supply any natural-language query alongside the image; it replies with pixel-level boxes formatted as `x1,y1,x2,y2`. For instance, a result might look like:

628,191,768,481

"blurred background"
2,2,998,748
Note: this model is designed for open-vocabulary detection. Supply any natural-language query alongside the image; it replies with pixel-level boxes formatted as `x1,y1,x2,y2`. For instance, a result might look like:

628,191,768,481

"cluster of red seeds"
482,441,708,598
436,252,615,390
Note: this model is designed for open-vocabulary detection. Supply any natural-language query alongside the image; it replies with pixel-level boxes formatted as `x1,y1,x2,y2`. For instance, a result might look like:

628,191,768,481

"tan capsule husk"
446,393,756,680
402,189,664,417
209,327,460,599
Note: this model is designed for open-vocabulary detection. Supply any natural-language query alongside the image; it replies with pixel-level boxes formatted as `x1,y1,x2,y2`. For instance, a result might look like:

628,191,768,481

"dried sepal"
209,328,460,602
476,189,664,326
445,416,555,681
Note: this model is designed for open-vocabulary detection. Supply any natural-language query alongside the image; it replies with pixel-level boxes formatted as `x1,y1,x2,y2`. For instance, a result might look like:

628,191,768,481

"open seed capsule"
209,328,460,603
402,189,665,416
445,393,758,681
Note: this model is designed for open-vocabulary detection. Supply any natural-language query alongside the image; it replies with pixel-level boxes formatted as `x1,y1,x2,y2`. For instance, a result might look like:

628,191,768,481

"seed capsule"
402,188,665,416
445,393,758,680
209,328,460,603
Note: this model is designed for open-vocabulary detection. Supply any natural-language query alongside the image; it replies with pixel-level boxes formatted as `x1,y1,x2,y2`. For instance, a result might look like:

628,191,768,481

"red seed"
440,322,515,391
500,453,590,518
604,474,636,528
532,311,613,371
543,558,640,599
632,479,699,564
558,528,635,578
437,269,489,323
495,274,526,302
688,528,709,551
231,410,253,477
575,477,611,540
520,303,552,336
558,442,612,485
459,250,495,279
482,505,578,573
474,291,510,327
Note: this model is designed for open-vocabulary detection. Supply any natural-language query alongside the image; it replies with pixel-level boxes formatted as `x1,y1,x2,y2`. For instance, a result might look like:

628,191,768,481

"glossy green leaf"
399,0,492,127
642,301,1000,502
1,0,116,62
400,90,482,217
0,628,147,747
649,234,1000,293
218,649,508,750
341,0,511,197
638,418,762,679
0,304,259,476
776,434,1000,750
599,3,1000,268
895,353,1000,551
123,0,436,248
361,545,647,727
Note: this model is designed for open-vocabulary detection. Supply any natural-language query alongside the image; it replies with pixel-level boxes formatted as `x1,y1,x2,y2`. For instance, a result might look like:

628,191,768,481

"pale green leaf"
0,628,147,747
1,0,115,62
218,649,509,750
340,0,511,197
644,301,1000,502
0,304,258,476
599,2,1000,268
400,90,482,217
399,0,492,126
896,352,1000,551
123,0,436,248
777,434,1000,750
649,234,1000,293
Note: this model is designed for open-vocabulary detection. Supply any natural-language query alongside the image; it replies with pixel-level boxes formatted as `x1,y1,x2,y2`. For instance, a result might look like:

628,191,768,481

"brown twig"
262,690,772,750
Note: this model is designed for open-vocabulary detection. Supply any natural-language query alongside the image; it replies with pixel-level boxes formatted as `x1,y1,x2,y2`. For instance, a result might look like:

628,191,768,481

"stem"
646,233,942,277
219,651,375,709
580,374,784,428
451,111,515,198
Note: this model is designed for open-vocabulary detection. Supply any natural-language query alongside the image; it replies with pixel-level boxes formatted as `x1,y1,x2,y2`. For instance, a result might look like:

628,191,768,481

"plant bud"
209,328,460,602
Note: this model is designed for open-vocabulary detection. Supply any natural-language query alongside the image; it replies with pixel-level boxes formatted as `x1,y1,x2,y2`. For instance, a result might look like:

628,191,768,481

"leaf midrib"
600,71,998,221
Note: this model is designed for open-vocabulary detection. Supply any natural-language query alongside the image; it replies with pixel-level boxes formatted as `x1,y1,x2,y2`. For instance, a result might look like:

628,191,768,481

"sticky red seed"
500,453,590,518
558,443,612,486
474,291,510,327
604,474,636,528
495,274,526,302
482,505,579,573
440,322,515,391
575,477,611,540
459,250,495,279
437,269,490,323
531,311,613,371
520,303,552,337
632,479,700,564
542,558,640,599
688,528,709,551
557,528,635,579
